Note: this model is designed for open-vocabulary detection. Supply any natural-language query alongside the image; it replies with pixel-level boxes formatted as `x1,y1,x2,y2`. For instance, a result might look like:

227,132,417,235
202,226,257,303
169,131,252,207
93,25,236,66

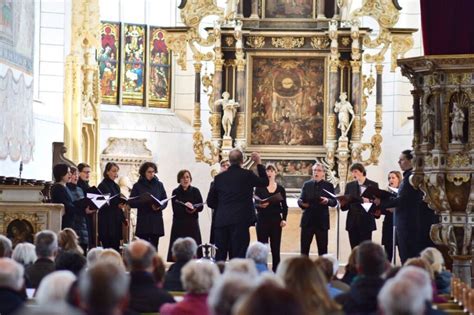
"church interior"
1,0,474,312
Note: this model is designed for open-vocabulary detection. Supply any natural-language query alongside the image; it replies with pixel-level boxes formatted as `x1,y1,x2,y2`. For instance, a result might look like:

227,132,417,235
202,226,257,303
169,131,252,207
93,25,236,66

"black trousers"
348,228,372,249
135,233,160,250
214,222,250,261
256,217,282,272
100,237,121,253
397,228,418,264
300,226,328,256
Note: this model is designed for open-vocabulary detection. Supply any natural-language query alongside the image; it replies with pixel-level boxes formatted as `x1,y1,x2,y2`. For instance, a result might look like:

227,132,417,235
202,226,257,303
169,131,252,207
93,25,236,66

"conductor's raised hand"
251,152,261,165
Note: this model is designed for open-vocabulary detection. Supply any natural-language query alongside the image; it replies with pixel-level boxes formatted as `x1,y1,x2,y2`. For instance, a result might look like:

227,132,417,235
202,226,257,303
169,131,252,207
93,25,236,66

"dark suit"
342,179,379,248
298,179,337,256
25,258,55,288
128,271,175,313
207,164,268,260
163,260,187,292
0,288,25,315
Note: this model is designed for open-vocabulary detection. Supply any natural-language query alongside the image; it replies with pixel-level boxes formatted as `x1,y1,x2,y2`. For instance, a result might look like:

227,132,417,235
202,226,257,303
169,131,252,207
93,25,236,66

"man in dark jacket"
163,237,197,291
0,258,26,315
298,163,337,256
207,150,268,261
124,239,175,313
25,230,57,288
342,163,379,248
335,241,388,314
77,162,96,248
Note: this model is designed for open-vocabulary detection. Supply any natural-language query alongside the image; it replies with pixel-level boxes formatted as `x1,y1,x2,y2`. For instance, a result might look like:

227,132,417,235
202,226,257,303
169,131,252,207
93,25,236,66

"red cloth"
420,0,474,55
160,293,210,315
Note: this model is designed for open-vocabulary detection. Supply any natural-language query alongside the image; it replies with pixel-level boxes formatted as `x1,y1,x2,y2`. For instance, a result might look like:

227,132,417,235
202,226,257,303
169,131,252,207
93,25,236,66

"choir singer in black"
298,163,337,256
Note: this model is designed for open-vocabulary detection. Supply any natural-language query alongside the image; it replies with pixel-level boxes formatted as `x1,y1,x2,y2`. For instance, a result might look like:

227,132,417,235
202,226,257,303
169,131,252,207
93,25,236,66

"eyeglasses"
313,169,324,173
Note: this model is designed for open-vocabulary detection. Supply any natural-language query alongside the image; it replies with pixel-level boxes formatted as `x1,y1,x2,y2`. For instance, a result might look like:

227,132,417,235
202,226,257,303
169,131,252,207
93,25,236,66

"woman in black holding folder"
98,162,126,252
254,164,288,272
129,161,167,250
167,169,203,261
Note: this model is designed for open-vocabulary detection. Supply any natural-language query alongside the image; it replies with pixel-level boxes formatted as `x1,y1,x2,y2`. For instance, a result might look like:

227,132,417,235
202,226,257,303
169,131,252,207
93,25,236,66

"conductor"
207,149,269,261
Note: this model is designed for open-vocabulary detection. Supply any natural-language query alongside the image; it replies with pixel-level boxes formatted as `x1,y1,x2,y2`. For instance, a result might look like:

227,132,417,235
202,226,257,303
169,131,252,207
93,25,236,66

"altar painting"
264,0,314,18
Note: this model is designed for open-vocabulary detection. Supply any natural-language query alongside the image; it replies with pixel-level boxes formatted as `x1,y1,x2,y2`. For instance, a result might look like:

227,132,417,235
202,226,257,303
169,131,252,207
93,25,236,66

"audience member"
322,254,350,292
86,247,104,267
378,277,425,315
160,260,219,315
335,241,387,314
164,237,197,291
314,257,343,298
99,248,125,269
208,273,255,315
124,240,175,313
57,228,84,254
404,257,446,303
341,246,358,285
246,242,270,274
35,270,76,305
277,256,342,315
26,230,58,288
12,242,37,268
78,261,129,315
0,235,12,257
421,247,452,294
152,254,167,286
224,258,258,278
0,258,25,315
55,251,86,276
234,282,305,315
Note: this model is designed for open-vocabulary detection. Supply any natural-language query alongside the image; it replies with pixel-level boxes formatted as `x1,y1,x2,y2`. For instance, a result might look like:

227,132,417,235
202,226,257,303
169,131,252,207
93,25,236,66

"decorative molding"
246,36,265,48
271,37,305,49
310,36,330,49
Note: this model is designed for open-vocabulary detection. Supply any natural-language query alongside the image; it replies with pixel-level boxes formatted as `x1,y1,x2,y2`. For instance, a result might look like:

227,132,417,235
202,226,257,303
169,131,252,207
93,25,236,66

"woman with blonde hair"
58,228,83,254
420,247,452,294
277,256,342,315
404,257,446,303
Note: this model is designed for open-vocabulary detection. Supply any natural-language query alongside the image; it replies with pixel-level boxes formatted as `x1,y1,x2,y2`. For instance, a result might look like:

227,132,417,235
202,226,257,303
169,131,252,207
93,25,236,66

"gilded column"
193,62,202,132
326,20,339,173
234,21,246,149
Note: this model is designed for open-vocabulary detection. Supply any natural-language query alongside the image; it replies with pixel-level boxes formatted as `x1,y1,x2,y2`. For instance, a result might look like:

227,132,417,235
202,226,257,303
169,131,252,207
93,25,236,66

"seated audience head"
228,149,244,166
138,161,158,181
356,241,387,277
322,253,339,277
224,258,258,278
79,261,130,314
314,257,336,283
0,234,12,258
404,257,434,280
103,162,120,181
396,266,432,302
420,247,445,274
378,277,425,315
0,258,24,291
245,242,269,266
53,163,70,183
181,260,219,294
345,245,359,274
35,270,76,305
123,239,156,272
55,251,86,276
58,228,83,254
99,249,125,269
234,282,304,315
277,256,340,315
78,163,91,182
152,254,166,285
208,273,255,315
35,230,58,259
86,247,104,267
172,237,197,262
12,242,37,267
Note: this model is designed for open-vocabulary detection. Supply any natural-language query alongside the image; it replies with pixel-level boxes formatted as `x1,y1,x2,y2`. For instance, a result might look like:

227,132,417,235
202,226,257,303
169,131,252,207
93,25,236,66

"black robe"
97,178,125,241
167,185,203,261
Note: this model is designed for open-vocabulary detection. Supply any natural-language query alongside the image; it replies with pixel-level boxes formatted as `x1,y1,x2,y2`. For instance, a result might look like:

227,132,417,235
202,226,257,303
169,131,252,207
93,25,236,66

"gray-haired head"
228,149,243,166
35,270,76,305
224,258,258,278
123,239,156,271
86,247,104,267
172,237,197,262
35,230,58,259
181,260,220,294
0,235,12,258
208,272,255,315
378,277,426,315
395,266,432,302
246,242,269,265
12,242,37,266
79,261,129,314
0,258,25,291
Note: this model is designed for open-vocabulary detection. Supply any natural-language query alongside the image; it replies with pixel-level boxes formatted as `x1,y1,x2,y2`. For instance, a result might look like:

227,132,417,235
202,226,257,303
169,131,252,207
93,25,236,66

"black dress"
129,176,167,249
167,185,203,261
50,183,87,236
78,178,95,248
65,183,89,248
254,184,288,272
97,178,125,252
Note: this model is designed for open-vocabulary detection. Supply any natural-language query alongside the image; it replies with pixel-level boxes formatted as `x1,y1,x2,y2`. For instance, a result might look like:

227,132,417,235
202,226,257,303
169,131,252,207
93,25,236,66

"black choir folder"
254,192,284,204
360,186,394,200
175,200,206,209
322,189,362,208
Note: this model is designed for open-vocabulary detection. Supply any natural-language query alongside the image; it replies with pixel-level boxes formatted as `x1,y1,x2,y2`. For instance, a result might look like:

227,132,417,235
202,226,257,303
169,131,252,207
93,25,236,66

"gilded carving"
310,36,330,49
193,131,219,165
340,37,351,47
225,36,235,46
165,31,188,71
390,33,414,71
271,37,305,49
447,153,470,168
446,174,470,186
246,36,265,48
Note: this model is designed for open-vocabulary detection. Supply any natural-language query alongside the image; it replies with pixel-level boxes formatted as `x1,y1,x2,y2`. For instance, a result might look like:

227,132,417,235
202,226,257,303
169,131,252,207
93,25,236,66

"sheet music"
361,202,373,212
359,185,367,196
388,186,399,194
322,189,337,198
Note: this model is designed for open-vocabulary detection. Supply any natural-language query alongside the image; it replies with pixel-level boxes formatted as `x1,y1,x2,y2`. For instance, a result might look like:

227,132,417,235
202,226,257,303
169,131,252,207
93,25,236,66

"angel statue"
215,92,240,139
334,92,354,138
450,102,465,143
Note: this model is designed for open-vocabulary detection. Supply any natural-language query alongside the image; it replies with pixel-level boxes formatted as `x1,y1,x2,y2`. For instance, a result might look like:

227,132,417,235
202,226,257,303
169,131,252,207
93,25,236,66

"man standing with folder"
298,163,337,256
342,163,379,249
